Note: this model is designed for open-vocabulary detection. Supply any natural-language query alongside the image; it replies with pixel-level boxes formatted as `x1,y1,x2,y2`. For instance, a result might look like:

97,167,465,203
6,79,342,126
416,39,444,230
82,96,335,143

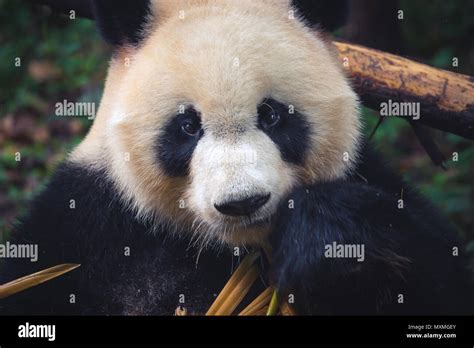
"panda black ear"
292,0,349,31
91,0,152,46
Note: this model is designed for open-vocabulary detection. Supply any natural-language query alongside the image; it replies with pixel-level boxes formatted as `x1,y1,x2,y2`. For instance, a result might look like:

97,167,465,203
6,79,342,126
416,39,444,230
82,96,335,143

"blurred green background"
0,0,472,260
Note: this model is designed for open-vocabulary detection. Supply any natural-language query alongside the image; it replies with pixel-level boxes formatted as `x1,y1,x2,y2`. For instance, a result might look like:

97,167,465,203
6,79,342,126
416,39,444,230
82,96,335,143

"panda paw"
268,181,408,314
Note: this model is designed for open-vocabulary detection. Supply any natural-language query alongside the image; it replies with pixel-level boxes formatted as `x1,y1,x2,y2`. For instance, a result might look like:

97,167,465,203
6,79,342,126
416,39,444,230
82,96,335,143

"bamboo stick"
214,265,260,315
281,302,298,316
0,263,80,299
266,290,279,316
239,287,273,316
206,252,260,315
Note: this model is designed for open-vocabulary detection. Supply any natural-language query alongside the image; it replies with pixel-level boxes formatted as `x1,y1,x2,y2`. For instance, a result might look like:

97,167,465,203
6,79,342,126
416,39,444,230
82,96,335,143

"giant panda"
1,0,472,315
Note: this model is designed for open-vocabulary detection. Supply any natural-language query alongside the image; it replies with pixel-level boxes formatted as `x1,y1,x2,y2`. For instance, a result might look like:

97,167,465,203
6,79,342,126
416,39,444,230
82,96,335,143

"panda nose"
214,194,271,216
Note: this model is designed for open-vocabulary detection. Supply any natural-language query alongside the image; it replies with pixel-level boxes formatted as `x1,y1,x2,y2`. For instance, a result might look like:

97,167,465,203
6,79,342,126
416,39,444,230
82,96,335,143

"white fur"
70,0,362,247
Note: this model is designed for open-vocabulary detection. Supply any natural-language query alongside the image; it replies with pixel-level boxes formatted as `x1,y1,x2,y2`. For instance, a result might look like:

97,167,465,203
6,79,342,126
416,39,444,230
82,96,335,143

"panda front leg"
269,180,422,315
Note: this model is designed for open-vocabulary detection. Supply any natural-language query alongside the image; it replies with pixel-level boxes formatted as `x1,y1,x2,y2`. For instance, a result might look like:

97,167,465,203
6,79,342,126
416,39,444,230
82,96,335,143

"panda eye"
258,102,281,130
181,119,200,137
180,108,202,137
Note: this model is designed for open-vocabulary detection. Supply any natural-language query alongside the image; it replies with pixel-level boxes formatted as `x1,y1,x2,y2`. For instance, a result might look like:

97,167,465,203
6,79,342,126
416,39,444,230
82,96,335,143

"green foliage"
400,0,474,73
364,107,473,242
0,0,108,112
0,0,108,236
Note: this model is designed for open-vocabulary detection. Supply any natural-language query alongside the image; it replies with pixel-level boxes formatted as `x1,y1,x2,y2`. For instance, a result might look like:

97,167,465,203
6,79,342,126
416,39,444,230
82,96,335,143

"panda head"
73,0,361,247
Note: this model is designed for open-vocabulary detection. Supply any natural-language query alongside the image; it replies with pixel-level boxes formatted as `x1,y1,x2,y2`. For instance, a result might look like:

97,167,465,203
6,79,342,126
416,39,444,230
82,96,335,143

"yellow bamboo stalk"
214,264,260,315
252,306,270,316
239,287,273,316
266,290,279,316
280,302,297,316
0,263,80,299
206,252,259,315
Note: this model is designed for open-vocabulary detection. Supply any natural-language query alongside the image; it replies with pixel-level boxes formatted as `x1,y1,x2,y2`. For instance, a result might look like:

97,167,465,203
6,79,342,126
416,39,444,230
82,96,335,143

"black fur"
0,143,472,315
87,0,348,47
270,145,473,314
0,163,237,315
292,0,349,31
257,99,311,165
92,0,151,46
156,108,203,177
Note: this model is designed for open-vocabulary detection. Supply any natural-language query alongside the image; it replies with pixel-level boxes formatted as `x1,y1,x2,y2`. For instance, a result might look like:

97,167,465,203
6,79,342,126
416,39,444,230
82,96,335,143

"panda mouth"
223,214,272,229
246,215,271,227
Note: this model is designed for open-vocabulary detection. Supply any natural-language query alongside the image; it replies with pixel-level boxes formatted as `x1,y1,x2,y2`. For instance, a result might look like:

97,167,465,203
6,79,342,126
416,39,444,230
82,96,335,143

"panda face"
181,99,303,245
75,0,361,247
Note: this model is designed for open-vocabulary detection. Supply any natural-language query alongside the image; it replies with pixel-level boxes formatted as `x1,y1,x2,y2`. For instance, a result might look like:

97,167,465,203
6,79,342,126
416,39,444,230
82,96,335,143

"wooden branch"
334,42,474,140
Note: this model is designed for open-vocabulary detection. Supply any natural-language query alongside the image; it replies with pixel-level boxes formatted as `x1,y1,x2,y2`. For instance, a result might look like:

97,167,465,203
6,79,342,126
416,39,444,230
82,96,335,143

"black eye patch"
156,107,203,177
257,99,311,165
